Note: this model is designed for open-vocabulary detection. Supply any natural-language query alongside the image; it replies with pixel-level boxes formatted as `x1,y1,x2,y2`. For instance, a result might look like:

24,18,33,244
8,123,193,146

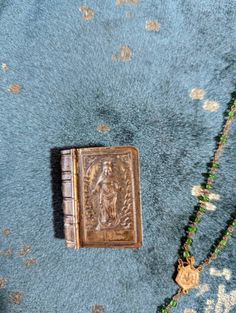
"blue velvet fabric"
0,1,236,312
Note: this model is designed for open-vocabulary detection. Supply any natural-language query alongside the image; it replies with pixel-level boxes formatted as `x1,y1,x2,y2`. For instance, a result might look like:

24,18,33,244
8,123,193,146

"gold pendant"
175,256,200,293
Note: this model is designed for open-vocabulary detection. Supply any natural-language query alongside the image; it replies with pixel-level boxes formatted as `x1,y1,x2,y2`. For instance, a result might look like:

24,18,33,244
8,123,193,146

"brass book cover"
61,146,143,249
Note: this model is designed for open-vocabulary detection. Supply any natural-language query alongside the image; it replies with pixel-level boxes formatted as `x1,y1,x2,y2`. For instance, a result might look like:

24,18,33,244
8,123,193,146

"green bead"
212,162,219,169
199,207,206,213
219,240,227,246
225,230,233,236
170,299,177,307
228,111,235,118
206,184,213,190
183,251,191,258
199,195,209,202
188,226,197,233
232,220,236,227
214,248,221,255
209,173,217,180
161,308,169,313
220,135,228,144
186,238,193,245
194,216,202,223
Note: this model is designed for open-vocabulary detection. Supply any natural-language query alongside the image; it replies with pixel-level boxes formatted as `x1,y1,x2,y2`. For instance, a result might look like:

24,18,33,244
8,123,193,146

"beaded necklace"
161,98,236,312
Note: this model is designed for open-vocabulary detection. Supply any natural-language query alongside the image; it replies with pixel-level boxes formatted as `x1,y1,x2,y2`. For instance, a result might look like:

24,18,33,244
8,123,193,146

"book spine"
61,149,79,248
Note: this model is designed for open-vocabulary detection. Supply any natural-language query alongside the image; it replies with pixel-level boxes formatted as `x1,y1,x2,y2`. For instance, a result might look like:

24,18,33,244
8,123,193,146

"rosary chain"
160,99,236,313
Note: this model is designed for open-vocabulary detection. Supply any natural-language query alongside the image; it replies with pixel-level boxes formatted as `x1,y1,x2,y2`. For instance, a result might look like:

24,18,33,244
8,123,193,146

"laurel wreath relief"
119,164,133,229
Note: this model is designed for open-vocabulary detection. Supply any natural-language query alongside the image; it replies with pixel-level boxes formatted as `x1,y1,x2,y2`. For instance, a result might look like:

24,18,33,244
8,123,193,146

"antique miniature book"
61,146,142,249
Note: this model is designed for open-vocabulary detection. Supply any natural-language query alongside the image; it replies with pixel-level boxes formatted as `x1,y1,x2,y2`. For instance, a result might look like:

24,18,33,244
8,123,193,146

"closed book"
61,146,142,248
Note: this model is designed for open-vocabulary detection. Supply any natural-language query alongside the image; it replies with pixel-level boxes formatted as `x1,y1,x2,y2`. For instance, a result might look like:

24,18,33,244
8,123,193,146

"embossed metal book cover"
61,146,142,248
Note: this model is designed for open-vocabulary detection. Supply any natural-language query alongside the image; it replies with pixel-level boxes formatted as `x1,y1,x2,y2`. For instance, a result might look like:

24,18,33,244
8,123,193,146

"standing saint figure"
92,161,120,229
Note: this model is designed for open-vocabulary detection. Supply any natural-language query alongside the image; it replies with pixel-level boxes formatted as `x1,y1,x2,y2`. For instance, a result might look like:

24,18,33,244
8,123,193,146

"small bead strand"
159,99,236,312
201,217,236,268
161,289,184,313
181,100,236,260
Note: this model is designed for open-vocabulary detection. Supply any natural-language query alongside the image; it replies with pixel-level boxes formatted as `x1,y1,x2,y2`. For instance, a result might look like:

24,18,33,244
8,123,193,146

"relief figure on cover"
92,161,120,230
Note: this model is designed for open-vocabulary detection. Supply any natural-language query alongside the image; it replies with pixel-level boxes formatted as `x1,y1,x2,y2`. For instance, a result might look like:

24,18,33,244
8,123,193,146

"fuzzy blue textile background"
0,1,236,313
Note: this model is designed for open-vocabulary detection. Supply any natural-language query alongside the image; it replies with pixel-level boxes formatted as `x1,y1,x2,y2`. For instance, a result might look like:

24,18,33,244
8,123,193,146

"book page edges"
61,149,80,248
